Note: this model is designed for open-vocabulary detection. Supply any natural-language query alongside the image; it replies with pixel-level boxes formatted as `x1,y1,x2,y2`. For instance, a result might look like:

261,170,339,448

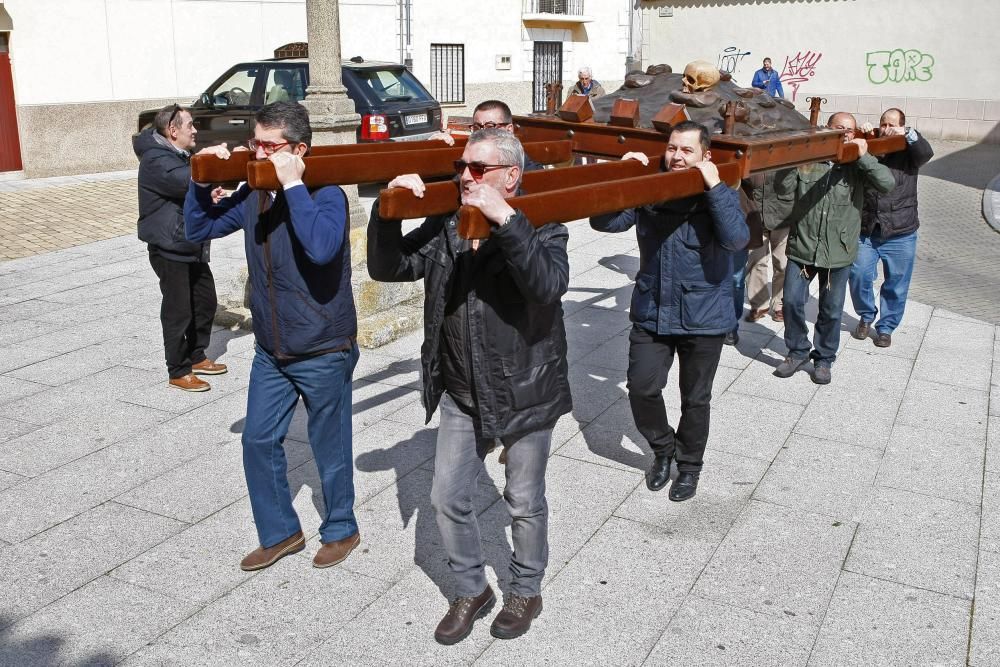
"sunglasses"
248,139,292,154
453,160,514,179
469,121,510,131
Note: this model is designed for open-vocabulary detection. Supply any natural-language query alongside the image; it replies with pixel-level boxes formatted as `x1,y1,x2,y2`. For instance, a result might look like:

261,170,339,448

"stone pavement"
1,207,999,665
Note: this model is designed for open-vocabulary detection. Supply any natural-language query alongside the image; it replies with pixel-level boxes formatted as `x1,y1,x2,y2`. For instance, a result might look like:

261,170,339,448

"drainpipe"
404,0,413,70
625,0,641,75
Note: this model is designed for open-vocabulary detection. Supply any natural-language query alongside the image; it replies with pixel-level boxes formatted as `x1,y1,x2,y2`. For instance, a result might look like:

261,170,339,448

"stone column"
299,0,424,348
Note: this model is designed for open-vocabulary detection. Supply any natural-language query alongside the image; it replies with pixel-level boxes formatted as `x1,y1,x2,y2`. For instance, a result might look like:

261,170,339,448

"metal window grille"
524,0,584,14
532,41,563,112
430,43,465,104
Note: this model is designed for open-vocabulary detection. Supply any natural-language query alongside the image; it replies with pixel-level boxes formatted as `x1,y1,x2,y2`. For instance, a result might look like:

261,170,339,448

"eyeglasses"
469,121,510,131
453,160,514,179
248,139,291,154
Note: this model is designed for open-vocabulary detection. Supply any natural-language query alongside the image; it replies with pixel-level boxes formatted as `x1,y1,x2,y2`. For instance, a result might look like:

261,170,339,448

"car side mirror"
198,92,213,108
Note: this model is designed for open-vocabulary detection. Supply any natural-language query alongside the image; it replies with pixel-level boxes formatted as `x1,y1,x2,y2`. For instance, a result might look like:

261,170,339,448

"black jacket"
134,128,209,263
861,129,934,240
367,206,572,439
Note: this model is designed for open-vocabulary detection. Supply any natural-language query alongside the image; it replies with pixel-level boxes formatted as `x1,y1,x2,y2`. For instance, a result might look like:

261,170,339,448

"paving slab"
706,390,806,461
980,471,1000,555
692,501,856,625
478,516,711,666
895,378,989,438
123,562,388,666
970,549,1000,667
753,433,880,522
0,575,196,667
614,450,769,542
0,469,27,492
0,502,185,627
727,349,820,406
0,400,173,477
0,416,40,443
912,314,994,391
646,595,817,667
0,344,61,375
845,486,979,599
876,423,986,505
989,416,1000,473
808,571,970,667
5,346,118,387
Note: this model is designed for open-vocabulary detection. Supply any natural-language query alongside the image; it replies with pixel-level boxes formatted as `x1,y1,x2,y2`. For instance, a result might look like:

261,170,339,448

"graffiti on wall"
717,46,752,74
779,50,822,102
865,49,935,84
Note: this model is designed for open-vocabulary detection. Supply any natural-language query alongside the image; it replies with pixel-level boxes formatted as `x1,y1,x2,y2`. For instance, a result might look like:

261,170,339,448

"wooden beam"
377,158,661,220
457,162,744,239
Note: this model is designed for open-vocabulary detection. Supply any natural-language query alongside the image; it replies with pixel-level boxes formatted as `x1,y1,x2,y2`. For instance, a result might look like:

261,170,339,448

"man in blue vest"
185,102,361,572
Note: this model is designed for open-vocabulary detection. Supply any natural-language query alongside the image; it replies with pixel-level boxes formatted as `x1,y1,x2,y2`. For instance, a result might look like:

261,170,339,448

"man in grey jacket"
135,104,226,392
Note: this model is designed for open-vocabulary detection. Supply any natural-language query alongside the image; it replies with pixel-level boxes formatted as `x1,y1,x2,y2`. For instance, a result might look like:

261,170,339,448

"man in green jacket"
772,112,894,385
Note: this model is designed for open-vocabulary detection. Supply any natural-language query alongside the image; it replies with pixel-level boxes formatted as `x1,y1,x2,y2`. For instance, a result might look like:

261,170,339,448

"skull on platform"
682,60,721,93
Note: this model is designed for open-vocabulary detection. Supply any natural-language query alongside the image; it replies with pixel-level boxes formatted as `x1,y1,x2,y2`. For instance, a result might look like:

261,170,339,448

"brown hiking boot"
239,530,305,571
434,585,496,645
168,373,210,392
490,594,543,639
312,532,361,568
852,321,872,340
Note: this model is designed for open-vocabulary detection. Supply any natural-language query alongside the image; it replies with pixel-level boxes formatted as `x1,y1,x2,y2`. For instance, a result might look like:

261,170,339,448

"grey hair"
468,128,525,186
578,66,593,77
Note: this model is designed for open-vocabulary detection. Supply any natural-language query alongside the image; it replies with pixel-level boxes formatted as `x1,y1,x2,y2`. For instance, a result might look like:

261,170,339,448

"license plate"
405,113,428,126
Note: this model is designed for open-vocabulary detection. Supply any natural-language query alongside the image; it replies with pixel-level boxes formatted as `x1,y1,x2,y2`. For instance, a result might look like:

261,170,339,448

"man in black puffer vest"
849,107,934,348
369,128,571,645
135,105,226,392
184,102,361,574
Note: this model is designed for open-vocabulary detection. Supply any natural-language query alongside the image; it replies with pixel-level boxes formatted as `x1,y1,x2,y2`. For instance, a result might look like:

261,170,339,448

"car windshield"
208,66,260,107
353,68,432,103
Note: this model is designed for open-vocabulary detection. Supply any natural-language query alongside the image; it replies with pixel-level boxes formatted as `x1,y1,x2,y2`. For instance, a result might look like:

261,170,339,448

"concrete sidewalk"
0,201,998,665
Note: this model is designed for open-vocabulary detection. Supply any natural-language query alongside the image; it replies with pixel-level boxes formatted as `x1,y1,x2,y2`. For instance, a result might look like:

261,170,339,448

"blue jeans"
849,230,918,334
731,249,748,330
783,260,851,367
431,393,553,598
242,343,359,548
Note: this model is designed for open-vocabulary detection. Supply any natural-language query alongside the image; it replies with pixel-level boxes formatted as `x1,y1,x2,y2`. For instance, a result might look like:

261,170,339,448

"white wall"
643,0,1000,104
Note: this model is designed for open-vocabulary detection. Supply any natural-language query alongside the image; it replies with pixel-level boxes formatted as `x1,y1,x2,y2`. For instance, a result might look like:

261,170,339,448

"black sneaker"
773,356,808,378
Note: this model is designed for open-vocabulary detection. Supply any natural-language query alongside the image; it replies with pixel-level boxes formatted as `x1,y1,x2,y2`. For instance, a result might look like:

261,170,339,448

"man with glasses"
184,102,362,573
368,128,571,644
772,112,894,384
429,100,543,172
134,104,227,392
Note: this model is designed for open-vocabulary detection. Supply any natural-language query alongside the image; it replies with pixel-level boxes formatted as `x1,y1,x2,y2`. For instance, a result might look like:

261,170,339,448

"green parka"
774,153,894,268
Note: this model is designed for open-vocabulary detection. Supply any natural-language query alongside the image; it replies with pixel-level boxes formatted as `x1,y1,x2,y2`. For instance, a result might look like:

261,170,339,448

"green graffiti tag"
866,49,934,84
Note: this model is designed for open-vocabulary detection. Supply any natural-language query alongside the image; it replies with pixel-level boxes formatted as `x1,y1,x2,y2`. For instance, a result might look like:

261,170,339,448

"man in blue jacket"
591,121,749,502
135,105,227,392
751,58,784,98
184,102,361,572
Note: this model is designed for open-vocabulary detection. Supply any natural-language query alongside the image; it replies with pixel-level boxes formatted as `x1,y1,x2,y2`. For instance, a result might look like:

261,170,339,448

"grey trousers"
430,392,553,598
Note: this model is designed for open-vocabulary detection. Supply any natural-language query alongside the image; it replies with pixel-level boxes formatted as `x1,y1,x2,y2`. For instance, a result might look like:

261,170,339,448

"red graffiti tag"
780,51,822,102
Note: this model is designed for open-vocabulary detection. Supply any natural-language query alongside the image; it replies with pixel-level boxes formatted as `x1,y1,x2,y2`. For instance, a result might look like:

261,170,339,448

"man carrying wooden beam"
183,102,362,573
772,112,895,385
429,99,544,172
590,120,749,502
368,128,572,644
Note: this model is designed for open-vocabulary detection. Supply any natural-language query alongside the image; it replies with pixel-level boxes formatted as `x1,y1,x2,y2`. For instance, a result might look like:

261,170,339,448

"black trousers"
148,253,218,378
626,324,724,473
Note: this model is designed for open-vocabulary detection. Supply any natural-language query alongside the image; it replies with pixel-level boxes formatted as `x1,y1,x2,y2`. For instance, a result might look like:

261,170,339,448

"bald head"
828,112,857,141
880,108,905,127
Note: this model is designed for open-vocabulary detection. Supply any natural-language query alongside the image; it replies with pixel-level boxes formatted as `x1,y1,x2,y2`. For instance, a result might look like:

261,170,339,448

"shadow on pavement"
0,615,118,667
922,136,1000,190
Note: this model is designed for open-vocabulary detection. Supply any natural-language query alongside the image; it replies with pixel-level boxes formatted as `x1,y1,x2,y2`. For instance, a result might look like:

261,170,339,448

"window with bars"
430,43,465,104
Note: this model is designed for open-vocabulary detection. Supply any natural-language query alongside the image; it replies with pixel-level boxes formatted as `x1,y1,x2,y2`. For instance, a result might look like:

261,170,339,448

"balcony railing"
523,0,585,16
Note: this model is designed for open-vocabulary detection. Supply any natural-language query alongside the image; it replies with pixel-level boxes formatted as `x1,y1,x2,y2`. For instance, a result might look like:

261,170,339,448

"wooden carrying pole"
378,158,661,220
456,162,744,240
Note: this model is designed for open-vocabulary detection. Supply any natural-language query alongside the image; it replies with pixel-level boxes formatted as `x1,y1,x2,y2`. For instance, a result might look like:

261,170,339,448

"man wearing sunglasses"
429,100,543,172
591,120,749,503
368,128,571,644
184,102,361,573
135,104,227,393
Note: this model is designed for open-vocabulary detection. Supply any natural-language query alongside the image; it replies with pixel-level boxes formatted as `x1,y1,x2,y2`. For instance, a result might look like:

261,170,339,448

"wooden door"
0,33,22,172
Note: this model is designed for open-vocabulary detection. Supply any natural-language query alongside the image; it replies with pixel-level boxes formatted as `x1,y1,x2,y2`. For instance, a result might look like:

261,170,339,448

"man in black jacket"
135,104,226,392
849,108,934,348
368,128,572,645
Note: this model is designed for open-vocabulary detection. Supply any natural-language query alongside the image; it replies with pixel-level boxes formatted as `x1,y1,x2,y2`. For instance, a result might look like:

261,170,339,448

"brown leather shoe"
434,585,496,645
852,321,872,340
745,308,768,322
772,309,784,323
491,594,543,640
239,530,305,571
874,332,892,348
312,532,361,568
192,358,228,375
168,373,210,392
